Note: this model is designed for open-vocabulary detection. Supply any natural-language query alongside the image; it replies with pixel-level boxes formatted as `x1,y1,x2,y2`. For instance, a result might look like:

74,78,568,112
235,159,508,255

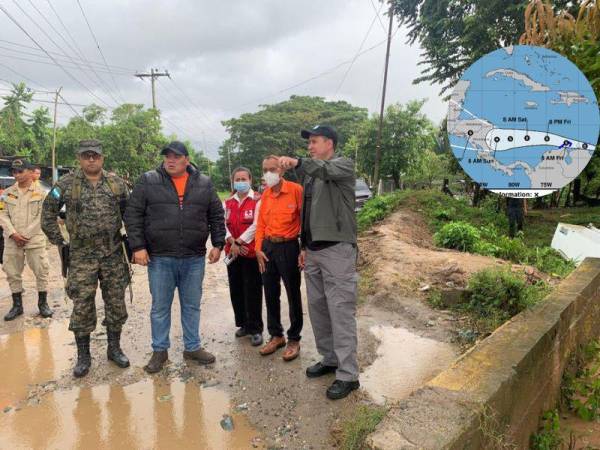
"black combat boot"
73,335,91,378
107,330,130,368
4,292,24,321
37,291,53,318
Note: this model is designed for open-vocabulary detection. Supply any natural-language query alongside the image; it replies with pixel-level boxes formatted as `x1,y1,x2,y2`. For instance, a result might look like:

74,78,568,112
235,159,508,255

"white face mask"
263,171,280,188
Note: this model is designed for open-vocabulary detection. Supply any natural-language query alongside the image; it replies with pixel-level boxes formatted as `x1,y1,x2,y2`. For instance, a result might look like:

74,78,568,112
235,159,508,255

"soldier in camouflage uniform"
41,140,130,378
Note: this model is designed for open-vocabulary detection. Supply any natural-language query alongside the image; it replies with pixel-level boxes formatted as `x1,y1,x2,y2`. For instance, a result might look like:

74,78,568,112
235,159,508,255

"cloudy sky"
0,0,447,160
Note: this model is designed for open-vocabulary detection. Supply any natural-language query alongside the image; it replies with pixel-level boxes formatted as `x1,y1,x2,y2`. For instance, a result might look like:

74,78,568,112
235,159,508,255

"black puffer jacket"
124,165,225,257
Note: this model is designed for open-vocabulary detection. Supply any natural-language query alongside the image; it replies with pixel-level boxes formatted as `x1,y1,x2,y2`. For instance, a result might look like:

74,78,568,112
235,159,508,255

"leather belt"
265,236,297,243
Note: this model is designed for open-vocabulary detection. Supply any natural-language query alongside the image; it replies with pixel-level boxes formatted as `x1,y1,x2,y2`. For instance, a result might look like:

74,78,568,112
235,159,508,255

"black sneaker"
235,327,248,338
250,334,263,346
326,379,360,400
306,362,337,378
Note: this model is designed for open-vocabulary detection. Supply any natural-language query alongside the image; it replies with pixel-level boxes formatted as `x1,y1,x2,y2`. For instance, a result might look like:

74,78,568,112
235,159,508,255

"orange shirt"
255,179,303,252
171,172,189,206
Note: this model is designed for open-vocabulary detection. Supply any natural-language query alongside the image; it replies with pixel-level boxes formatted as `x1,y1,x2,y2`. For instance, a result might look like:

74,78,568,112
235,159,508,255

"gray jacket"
296,155,356,245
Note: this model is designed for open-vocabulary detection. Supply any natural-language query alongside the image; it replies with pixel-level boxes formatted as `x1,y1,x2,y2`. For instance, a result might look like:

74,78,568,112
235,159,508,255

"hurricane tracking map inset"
447,45,599,197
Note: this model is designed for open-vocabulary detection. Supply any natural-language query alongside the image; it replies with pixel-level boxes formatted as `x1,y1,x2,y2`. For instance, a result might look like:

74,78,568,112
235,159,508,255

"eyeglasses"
80,152,102,160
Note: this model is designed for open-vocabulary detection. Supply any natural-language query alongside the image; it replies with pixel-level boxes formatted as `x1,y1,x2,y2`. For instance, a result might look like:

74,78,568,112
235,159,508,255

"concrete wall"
367,257,600,450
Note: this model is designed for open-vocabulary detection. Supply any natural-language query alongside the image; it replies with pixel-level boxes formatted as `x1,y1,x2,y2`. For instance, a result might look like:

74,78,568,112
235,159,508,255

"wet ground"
0,242,461,449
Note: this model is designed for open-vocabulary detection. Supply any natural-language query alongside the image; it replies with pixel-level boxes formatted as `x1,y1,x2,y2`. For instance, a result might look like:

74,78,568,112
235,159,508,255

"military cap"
77,139,103,155
11,158,33,170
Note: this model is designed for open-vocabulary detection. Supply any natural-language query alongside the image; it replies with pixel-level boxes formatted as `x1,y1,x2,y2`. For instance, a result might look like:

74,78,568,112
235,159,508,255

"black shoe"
73,335,91,378
38,291,53,318
326,379,360,400
144,351,168,374
235,327,249,338
306,362,337,378
107,331,130,368
4,293,24,321
250,334,263,346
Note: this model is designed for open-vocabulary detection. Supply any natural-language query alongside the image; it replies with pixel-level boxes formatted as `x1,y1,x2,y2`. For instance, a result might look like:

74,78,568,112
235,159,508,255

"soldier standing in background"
42,140,130,378
507,197,527,238
0,159,52,320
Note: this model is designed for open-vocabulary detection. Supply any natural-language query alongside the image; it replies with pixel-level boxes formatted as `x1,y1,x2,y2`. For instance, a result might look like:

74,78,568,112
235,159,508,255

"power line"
75,0,125,103
0,39,135,72
0,61,82,118
160,78,222,138
25,0,128,104
334,1,384,96
135,69,170,109
0,4,113,109
369,0,388,34
232,36,393,110
167,77,222,133
7,0,118,106
0,51,132,77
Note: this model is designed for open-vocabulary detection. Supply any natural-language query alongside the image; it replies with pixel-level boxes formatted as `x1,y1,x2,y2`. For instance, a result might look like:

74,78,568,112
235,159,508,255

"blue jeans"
148,256,205,352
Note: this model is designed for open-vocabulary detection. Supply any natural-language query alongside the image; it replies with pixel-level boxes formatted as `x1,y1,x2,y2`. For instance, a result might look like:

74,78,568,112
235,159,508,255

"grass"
385,190,578,277
525,207,600,247
333,404,387,450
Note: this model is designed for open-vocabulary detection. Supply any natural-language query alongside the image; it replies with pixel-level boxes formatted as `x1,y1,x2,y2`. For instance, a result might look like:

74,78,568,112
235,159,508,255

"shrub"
357,192,405,232
466,268,546,318
530,410,563,450
434,221,480,252
531,247,576,278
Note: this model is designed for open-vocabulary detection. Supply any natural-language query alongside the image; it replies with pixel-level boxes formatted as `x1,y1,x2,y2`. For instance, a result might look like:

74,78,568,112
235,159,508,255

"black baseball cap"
11,158,33,171
301,125,338,146
161,141,189,156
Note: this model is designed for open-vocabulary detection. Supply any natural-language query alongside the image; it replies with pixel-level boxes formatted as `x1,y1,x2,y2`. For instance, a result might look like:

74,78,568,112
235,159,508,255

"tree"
344,100,436,188
389,0,573,95
216,95,368,189
520,0,600,201
0,82,34,156
405,149,450,188
29,107,52,164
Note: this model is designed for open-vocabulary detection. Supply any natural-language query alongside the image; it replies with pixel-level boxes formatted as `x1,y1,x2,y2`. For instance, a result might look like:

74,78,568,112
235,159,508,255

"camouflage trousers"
66,248,129,337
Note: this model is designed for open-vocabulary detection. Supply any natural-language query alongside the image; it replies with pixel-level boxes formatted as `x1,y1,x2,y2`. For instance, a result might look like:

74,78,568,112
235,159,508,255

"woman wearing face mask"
223,167,264,346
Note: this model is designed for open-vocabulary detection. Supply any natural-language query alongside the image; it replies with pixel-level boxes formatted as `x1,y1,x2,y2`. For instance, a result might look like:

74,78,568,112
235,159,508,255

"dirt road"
1,210,472,449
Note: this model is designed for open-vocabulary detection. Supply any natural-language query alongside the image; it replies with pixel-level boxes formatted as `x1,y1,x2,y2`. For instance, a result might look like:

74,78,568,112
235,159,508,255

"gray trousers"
305,242,359,382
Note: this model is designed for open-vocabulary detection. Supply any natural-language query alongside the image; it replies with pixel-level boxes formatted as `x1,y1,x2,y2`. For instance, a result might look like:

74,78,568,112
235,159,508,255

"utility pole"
135,68,170,109
52,86,62,183
227,145,233,191
373,5,394,192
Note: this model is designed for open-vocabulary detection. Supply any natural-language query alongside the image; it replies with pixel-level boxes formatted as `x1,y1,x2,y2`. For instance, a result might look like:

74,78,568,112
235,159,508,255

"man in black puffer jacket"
124,141,225,373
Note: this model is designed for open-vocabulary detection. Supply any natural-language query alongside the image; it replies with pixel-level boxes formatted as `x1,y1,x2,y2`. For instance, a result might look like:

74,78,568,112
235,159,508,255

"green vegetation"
434,221,480,252
333,405,387,450
356,191,405,232
531,410,563,450
359,189,580,278
563,340,600,422
217,95,369,190
0,83,212,181
467,268,549,320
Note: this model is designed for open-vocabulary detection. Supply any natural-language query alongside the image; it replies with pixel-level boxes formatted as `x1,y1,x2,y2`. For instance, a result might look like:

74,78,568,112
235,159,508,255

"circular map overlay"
447,45,599,198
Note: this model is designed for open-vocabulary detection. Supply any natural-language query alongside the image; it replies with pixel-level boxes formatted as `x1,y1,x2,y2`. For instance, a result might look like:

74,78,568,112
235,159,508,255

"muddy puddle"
0,321,73,409
1,379,262,450
361,325,457,404
0,323,263,449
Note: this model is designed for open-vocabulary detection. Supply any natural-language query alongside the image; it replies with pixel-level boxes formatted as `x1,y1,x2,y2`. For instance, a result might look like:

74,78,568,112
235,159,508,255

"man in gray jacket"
279,125,359,400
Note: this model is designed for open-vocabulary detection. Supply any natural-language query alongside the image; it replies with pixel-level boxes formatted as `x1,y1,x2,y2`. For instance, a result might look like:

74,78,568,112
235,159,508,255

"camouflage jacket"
42,169,129,256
